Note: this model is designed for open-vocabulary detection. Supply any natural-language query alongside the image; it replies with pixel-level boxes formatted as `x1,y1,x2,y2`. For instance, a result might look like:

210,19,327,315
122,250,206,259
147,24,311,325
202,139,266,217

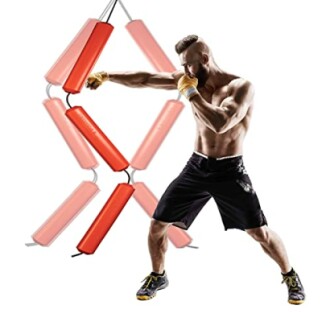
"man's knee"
149,219,170,237
246,225,270,243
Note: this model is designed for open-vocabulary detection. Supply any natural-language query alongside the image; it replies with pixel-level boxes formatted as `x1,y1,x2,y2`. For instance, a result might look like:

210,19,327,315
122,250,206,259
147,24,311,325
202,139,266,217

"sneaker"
136,272,169,300
282,269,305,305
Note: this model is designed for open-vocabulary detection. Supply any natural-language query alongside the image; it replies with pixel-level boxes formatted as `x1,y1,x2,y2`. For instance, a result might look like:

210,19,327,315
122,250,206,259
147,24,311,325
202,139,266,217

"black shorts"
153,152,267,231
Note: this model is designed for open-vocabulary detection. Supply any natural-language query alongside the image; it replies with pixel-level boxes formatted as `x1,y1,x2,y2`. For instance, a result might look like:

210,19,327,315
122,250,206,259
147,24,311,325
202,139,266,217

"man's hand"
86,71,109,90
177,75,199,100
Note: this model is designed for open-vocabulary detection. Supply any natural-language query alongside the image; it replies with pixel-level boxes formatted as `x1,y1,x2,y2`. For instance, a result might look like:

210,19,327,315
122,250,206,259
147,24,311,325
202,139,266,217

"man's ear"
201,53,209,64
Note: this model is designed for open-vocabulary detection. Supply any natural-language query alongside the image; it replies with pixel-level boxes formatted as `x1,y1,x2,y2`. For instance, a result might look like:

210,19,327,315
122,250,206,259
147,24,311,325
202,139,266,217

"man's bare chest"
198,85,229,106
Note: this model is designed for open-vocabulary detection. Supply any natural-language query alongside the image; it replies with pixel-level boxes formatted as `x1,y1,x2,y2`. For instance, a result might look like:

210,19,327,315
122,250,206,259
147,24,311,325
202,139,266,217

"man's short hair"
175,35,199,54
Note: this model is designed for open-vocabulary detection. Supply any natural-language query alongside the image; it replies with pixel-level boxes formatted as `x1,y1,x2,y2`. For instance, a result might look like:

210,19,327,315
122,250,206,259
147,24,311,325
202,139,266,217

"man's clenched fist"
177,75,199,100
86,71,109,90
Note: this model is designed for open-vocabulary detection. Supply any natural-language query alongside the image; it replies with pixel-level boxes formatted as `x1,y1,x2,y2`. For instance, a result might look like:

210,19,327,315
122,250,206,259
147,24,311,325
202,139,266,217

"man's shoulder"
227,75,251,86
227,76,254,94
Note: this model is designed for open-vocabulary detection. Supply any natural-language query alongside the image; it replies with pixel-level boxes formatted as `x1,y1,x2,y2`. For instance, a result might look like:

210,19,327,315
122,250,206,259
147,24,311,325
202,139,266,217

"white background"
1,0,329,329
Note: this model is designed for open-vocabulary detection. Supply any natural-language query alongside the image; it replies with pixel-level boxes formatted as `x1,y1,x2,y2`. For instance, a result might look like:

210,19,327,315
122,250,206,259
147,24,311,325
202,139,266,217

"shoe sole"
136,282,169,301
288,299,305,305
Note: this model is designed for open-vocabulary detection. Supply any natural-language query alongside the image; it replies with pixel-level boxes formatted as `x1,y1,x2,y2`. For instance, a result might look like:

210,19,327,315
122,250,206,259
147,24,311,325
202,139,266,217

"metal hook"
66,93,72,108
124,169,131,184
46,83,53,99
91,168,98,183
130,169,136,184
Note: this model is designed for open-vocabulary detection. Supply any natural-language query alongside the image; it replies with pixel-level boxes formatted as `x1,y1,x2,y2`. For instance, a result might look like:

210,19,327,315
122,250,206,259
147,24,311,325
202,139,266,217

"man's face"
193,62,208,87
180,51,209,87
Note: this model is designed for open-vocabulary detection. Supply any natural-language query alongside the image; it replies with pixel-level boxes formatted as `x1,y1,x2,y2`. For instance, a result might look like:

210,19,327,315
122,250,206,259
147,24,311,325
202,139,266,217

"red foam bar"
43,98,98,169
66,106,129,172
63,22,114,94
45,19,98,86
77,183,135,254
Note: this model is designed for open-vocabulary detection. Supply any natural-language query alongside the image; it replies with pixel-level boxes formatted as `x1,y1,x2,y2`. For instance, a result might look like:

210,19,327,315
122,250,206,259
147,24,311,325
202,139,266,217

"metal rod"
187,245,199,249
106,0,118,23
99,0,115,20
118,0,133,21
25,242,38,247
71,252,83,258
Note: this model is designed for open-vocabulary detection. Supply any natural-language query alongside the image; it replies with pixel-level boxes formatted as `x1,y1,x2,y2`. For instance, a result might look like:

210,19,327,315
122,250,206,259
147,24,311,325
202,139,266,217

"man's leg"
136,153,211,300
246,225,305,304
148,219,170,273
136,219,170,301
246,225,290,273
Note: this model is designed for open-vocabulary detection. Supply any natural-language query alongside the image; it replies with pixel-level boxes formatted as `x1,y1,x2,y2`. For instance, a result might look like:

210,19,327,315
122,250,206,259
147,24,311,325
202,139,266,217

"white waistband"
194,151,242,160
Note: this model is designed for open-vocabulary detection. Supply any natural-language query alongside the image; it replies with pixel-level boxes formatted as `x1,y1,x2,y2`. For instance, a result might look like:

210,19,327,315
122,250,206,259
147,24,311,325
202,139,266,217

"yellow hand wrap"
177,75,199,100
86,71,109,89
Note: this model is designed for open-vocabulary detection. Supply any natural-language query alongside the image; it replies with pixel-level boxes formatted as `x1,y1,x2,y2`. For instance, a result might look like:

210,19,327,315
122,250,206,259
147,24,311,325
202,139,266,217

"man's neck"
204,66,228,91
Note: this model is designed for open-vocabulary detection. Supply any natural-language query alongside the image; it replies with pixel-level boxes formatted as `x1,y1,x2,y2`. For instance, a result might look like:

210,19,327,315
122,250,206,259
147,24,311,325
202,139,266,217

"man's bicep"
146,71,184,89
233,80,254,105
219,81,254,117
146,72,175,89
216,81,254,132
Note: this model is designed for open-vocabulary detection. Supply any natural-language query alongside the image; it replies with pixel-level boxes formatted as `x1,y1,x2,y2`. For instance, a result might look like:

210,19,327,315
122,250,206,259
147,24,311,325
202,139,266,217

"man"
86,35,305,305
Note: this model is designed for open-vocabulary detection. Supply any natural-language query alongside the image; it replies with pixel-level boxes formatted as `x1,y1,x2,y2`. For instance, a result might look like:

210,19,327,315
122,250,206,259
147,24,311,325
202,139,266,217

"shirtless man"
86,35,305,305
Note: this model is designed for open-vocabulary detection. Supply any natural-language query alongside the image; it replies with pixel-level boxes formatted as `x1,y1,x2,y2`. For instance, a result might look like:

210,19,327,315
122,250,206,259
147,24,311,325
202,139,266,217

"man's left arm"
179,76,254,134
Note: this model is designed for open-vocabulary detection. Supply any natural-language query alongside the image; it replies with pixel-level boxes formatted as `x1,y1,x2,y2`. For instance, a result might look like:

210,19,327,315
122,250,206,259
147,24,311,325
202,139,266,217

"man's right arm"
86,71,184,90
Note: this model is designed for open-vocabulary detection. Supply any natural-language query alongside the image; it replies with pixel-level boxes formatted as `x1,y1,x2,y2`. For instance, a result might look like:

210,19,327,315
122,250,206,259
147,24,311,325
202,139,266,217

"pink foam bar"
45,18,99,86
43,98,98,169
133,182,192,248
126,20,176,72
130,99,184,170
32,181,100,246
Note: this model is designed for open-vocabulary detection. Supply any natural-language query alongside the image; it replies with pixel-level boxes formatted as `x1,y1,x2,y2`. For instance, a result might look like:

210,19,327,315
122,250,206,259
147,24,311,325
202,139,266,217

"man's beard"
195,63,208,87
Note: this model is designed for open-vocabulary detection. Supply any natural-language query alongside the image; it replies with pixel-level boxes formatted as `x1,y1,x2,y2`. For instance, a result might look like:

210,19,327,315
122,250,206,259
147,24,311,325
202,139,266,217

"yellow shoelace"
141,275,158,289
282,275,298,290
